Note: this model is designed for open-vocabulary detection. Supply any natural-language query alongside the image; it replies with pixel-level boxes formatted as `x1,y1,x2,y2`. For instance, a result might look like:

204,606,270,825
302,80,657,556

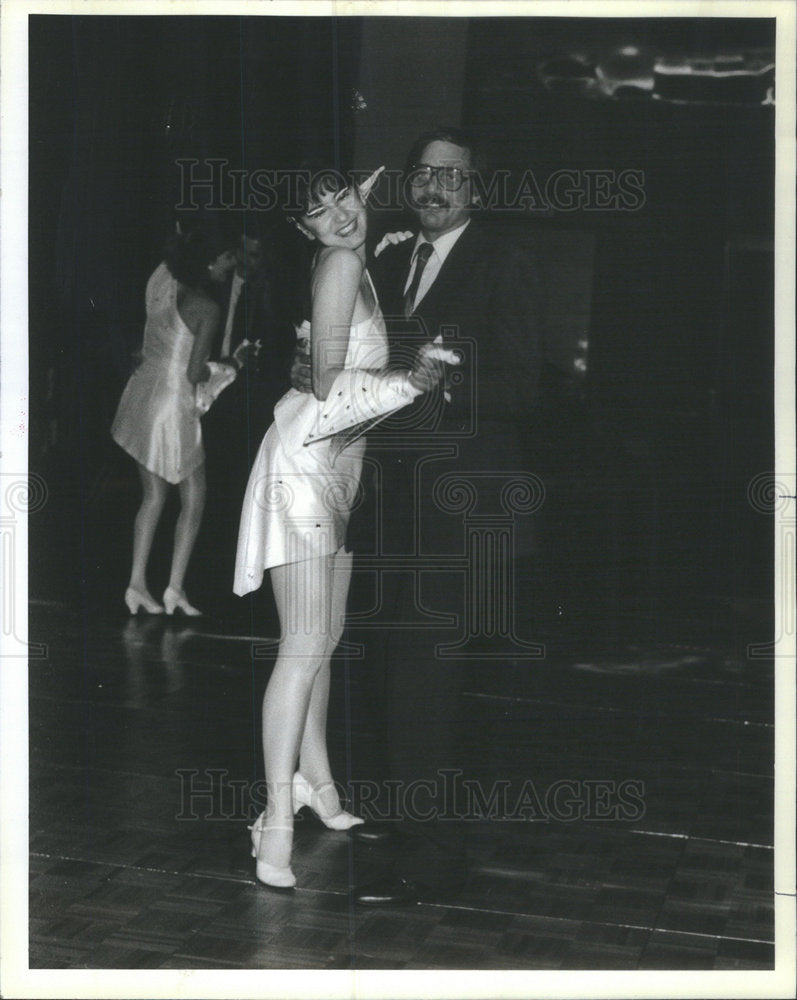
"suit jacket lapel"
375,223,481,334
379,240,414,317
413,223,480,331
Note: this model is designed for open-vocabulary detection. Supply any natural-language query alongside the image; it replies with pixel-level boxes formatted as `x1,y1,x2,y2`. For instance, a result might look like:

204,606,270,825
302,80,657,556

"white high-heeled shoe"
125,587,164,615
247,811,296,889
162,586,202,617
292,772,364,831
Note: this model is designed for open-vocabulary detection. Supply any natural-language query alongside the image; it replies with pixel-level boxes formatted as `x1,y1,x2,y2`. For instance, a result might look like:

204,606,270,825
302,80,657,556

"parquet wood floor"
26,601,776,972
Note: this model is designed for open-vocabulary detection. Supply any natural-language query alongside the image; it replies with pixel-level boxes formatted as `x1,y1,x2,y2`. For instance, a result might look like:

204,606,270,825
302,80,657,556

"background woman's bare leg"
129,463,168,597
167,463,206,595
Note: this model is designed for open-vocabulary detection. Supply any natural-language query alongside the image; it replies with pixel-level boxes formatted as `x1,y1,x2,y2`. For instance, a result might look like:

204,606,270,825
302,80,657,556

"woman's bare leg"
167,463,206,594
129,463,168,598
258,554,335,869
298,547,353,814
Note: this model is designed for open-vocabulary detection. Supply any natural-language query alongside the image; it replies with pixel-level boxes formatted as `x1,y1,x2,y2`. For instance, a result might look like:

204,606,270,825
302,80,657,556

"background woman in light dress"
235,167,452,889
111,229,238,617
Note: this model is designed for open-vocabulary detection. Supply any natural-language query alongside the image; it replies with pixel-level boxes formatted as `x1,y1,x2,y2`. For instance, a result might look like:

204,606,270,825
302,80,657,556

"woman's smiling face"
297,183,367,250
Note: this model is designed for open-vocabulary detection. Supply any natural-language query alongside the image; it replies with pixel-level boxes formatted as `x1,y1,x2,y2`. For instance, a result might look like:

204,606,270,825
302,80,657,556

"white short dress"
233,277,420,595
111,263,204,484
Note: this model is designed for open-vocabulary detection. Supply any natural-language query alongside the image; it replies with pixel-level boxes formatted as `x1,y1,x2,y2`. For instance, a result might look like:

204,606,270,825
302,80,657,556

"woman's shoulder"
314,246,364,277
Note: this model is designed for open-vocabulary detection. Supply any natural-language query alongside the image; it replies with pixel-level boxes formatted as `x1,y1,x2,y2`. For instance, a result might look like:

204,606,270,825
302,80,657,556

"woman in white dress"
112,230,239,617
234,167,451,889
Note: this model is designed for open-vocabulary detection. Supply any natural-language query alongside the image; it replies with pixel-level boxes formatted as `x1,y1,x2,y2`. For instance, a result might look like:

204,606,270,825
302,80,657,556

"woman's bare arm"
310,248,362,401
179,290,222,385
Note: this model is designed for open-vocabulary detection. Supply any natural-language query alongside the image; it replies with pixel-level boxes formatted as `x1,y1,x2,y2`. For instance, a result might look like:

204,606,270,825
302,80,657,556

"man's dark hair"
403,126,489,178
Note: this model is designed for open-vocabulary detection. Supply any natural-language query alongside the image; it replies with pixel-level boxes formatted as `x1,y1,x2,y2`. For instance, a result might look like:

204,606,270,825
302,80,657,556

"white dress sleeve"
304,368,421,446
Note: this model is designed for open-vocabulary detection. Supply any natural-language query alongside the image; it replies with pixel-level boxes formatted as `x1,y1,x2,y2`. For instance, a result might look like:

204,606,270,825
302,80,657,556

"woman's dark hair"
287,164,352,221
162,227,229,292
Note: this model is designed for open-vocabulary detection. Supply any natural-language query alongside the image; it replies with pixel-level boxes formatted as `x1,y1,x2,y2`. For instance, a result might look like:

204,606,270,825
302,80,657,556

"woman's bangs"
305,170,348,210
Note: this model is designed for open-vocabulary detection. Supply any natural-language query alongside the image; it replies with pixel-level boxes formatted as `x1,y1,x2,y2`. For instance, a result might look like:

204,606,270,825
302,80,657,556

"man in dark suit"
347,128,546,904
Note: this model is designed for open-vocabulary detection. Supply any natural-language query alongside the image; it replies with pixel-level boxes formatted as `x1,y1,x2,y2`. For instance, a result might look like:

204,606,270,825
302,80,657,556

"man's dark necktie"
403,243,433,316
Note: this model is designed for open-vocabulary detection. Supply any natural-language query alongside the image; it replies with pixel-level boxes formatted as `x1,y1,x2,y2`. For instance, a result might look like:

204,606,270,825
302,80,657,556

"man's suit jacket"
369,220,545,554
371,221,543,465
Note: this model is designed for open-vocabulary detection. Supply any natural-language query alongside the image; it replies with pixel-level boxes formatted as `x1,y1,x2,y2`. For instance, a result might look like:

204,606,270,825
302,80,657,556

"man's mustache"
413,194,450,209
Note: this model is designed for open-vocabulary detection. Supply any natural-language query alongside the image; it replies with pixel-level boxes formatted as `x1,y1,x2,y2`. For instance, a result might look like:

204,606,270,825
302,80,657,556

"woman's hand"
408,337,460,392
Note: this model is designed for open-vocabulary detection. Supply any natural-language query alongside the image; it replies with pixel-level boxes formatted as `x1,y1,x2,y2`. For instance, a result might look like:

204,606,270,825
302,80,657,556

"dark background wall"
457,18,775,618
28,14,776,629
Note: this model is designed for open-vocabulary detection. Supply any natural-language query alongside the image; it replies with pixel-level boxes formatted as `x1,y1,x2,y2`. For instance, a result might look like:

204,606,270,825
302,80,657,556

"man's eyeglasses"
407,164,470,191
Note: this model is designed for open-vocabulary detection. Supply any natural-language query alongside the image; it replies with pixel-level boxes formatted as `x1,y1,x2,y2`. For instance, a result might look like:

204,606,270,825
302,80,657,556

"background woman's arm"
181,292,222,385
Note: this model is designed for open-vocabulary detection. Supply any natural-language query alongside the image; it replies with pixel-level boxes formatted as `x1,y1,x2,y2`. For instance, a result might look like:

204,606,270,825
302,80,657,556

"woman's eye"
335,188,351,202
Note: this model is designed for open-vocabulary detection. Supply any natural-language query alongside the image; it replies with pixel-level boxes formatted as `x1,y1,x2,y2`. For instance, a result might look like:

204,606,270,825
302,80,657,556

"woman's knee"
139,486,167,515
180,493,205,522
180,485,206,520
326,614,345,651
276,634,330,675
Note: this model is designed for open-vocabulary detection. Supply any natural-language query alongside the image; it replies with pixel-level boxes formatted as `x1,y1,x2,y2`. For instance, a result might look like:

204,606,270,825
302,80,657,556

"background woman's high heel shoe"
247,811,296,889
125,587,164,615
163,586,202,617
292,772,364,831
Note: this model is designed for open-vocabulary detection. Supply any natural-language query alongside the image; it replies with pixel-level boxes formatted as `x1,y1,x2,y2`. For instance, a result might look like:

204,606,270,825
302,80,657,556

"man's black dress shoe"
353,876,423,906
